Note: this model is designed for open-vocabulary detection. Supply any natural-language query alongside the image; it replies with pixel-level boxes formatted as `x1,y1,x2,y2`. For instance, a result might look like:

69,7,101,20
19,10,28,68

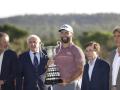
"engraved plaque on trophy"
45,44,63,85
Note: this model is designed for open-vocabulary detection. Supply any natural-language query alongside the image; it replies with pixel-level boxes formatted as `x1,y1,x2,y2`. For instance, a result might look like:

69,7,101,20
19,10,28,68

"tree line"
0,24,114,59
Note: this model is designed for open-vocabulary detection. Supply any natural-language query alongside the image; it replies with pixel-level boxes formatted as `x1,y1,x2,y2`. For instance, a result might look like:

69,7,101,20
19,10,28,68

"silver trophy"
45,42,63,85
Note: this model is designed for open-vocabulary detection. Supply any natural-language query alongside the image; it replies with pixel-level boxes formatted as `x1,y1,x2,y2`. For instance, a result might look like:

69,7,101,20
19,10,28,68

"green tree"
0,24,28,42
0,24,29,54
78,31,114,58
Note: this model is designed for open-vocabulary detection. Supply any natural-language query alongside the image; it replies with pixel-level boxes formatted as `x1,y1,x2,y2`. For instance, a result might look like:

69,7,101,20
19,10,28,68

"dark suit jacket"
108,50,120,90
81,58,110,90
16,50,48,90
0,49,17,90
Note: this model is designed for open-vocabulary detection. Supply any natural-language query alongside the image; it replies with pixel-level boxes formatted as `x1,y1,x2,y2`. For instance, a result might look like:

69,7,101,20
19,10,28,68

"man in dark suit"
16,34,48,90
81,41,110,90
0,32,17,90
108,25,120,90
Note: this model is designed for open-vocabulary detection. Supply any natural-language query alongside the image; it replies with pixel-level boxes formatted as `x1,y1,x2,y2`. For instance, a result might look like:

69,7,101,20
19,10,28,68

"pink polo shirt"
54,43,85,81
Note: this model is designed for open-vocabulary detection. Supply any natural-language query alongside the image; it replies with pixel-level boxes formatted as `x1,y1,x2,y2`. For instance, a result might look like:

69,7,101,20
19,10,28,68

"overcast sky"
0,0,120,18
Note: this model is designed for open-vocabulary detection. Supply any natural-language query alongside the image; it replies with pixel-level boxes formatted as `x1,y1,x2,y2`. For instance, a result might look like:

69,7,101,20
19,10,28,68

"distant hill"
0,13,120,37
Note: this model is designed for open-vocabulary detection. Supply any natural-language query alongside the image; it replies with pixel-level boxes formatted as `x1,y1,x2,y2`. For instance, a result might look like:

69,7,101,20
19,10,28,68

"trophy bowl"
45,46,63,85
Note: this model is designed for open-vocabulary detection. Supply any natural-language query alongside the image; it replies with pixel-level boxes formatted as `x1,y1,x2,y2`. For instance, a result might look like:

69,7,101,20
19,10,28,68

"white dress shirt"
88,57,97,81
29,50,41,65
0,52,4,74
112,49,120,85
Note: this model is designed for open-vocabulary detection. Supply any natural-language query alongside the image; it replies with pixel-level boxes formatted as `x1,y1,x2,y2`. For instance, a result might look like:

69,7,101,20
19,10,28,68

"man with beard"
48,24,85,90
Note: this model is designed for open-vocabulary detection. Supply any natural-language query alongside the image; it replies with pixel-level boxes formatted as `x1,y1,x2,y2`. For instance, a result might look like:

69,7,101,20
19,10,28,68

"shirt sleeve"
72,46,85,67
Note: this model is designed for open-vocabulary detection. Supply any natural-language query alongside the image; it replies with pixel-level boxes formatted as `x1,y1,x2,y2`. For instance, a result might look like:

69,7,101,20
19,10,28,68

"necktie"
33,53,38,67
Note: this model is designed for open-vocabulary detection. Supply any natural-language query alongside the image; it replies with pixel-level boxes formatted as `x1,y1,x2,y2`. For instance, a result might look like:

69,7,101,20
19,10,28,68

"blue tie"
33,53,38,67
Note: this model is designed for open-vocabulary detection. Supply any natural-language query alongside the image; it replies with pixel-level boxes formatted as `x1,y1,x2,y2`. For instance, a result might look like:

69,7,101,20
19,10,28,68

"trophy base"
45,79,63,85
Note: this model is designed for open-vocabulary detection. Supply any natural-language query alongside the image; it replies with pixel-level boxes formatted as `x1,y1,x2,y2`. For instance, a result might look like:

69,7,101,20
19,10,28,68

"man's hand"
47,60,55,66
0,80,4,86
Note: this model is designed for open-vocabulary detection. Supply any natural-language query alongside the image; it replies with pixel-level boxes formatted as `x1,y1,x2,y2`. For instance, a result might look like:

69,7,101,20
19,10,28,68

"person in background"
0,32,17,90
108,25,120,90
48,24,85,90
16,34,48,90
81,41,110,90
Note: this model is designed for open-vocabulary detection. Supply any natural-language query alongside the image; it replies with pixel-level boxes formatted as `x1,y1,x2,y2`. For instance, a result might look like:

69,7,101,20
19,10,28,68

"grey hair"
0,32,9,42
27,34,41,43
113,25,120,34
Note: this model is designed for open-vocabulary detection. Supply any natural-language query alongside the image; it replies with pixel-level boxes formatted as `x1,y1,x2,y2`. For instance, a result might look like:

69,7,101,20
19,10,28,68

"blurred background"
0,0,120,59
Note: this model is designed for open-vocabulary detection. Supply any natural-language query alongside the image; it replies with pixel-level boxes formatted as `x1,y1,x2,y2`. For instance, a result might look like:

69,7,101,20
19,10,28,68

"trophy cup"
45,43,63,85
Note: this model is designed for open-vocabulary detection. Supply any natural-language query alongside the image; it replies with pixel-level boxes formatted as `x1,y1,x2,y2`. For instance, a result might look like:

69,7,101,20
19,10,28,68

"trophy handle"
45,41,61,60
55,41,61,56
56,41,61,47
40,42,45,49
39,42,49,58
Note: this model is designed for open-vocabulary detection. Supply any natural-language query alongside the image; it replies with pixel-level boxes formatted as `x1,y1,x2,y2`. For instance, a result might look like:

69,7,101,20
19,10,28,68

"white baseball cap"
59,24,73,33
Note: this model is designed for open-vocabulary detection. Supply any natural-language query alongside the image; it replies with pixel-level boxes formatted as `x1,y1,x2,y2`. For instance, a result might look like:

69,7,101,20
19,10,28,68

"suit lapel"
26,52,36,70
90,58,99,82
38,50,47,68
108,50,115,87
0,50,9,76
113,50,120,85
0,52,6,76
109,50,120,87
110,50,116,65
85,64,90,82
